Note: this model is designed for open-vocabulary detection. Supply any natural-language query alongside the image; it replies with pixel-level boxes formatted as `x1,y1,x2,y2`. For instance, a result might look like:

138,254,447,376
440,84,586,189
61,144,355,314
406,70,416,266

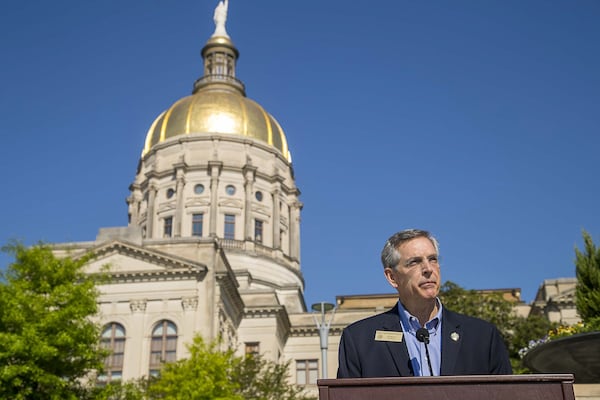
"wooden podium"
318,374,575,400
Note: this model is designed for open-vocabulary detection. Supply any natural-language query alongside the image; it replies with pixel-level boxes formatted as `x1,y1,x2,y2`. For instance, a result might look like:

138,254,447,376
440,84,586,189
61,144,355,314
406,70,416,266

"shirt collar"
397,298,443,335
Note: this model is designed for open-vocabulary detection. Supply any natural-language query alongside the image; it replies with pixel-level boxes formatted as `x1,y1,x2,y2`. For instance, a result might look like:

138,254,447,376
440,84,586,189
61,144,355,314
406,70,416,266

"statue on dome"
212,0,229,38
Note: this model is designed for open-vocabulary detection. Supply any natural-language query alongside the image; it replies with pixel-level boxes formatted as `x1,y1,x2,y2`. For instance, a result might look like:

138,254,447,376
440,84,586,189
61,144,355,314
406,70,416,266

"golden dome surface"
142,89,290,162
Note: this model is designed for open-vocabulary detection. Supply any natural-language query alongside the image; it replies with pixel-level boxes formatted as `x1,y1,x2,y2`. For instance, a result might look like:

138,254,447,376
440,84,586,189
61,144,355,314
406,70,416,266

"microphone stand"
416,328,434,376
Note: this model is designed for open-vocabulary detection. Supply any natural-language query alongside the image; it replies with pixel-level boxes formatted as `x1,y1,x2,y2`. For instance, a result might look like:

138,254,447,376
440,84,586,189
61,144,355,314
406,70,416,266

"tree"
146,336,242,400
233,355,315,400
0,242,105,400
91,379,148,400
509,314,556,373
439,281,516,340
439,281,554,373
145,336,316,400
575,230,600,329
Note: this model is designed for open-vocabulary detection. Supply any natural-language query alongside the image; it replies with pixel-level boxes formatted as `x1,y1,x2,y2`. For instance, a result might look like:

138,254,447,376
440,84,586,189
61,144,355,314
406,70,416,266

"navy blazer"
337,304,512,378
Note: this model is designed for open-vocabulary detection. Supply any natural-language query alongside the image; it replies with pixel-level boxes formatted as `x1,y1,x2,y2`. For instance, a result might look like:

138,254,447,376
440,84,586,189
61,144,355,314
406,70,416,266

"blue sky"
1,0,599,309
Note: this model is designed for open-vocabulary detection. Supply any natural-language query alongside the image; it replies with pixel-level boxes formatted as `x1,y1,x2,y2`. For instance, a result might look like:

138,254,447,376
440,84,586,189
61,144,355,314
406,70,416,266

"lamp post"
311,301,336,379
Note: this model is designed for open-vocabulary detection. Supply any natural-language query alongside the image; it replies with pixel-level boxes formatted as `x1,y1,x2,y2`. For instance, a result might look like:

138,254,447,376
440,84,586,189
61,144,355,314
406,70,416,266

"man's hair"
380,229,440,269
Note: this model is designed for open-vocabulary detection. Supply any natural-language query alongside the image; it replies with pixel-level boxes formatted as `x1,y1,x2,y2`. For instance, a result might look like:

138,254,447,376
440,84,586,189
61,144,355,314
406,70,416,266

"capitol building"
52,1,378,388
50,1,583,393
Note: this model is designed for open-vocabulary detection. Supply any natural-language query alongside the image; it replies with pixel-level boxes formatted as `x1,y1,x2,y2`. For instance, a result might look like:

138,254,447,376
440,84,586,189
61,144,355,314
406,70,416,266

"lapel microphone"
415,328,434,376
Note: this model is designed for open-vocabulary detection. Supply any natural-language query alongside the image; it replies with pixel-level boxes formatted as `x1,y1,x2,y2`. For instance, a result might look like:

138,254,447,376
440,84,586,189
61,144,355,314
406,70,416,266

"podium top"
318,373,575,387
317,374,576,400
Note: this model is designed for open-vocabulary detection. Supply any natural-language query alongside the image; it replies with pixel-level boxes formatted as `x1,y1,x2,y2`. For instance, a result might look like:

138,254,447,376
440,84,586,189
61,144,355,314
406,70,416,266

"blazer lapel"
381,304,414,376
440,308,462,375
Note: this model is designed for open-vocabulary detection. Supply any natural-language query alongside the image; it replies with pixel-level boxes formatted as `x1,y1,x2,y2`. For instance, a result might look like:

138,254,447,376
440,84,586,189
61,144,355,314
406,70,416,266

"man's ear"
384,268,398,288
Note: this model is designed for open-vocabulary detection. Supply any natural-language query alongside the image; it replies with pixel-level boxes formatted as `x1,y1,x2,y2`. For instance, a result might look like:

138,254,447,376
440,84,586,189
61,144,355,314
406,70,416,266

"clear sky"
1,0,599,309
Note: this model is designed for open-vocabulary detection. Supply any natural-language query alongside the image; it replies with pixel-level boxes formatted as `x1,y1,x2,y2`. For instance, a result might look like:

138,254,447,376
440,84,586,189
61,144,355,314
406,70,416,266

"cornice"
289,325,343,337
244,304,292,339
219,241,304,286
104,267,206,284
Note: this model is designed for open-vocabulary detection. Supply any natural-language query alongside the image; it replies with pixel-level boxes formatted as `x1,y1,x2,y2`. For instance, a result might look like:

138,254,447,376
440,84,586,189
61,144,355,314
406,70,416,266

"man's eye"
407,259,420,267
428,256,438,263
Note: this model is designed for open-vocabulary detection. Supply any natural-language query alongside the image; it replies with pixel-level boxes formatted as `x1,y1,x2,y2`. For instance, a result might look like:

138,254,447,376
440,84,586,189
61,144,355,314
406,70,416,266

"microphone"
415,328,434,376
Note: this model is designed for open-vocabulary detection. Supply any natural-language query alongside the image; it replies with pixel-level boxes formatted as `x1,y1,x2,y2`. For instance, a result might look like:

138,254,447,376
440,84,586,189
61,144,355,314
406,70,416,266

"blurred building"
529,277,579,325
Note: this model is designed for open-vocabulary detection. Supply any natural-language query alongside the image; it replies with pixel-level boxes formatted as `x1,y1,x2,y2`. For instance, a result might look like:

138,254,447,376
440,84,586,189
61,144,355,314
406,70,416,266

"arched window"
149,320,178,376
99,322,126,383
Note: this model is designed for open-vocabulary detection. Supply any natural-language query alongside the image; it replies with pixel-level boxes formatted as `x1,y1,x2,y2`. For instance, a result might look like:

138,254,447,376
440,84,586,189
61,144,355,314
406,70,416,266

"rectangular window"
192,213,204,237
254,219,263,243
224,214,235,240
296,359,318,385
245,342,260,357
163,216,173,238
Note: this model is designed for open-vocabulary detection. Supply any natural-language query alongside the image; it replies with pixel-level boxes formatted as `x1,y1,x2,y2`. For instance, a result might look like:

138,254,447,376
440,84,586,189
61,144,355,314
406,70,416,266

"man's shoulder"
443,308,499,330
344,306,399,331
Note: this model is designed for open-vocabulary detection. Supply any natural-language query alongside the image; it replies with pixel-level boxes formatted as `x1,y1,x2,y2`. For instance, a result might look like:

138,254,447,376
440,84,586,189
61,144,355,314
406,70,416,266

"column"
147,182,157,238
272,186,281,249
127,184,142,226
129,299,147,378
174,169,186,237
290,200,302,261
243,165,256,241
208,161,222,237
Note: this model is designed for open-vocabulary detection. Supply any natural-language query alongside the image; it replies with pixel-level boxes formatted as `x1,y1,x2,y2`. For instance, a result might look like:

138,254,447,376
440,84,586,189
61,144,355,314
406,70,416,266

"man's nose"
421,260,434,273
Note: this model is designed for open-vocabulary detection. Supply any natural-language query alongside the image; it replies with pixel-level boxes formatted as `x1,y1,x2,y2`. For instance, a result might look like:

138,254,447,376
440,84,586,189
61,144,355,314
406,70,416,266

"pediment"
251,204,271,217
185,198,211,207
551,287,576,304
157,201,176,213
218,198,243,208
83,240,207,281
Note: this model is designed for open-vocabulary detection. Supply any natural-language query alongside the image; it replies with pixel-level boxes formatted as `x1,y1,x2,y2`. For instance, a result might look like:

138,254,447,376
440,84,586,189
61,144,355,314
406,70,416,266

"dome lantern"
192,36,245,96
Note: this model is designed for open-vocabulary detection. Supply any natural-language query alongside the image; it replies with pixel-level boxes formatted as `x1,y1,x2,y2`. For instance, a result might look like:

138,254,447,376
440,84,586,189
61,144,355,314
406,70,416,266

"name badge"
374,330,404,342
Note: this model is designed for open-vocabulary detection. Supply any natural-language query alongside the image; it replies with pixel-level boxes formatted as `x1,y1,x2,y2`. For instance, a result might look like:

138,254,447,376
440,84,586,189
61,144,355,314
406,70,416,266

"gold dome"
141,35,291,162
142,90,290,161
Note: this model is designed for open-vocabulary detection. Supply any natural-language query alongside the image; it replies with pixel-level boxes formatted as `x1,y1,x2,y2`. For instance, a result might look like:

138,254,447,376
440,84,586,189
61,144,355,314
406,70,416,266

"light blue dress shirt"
397,299,443,376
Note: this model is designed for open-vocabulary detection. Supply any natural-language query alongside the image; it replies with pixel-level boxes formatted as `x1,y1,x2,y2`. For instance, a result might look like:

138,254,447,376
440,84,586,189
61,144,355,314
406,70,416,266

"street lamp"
311,301,336,379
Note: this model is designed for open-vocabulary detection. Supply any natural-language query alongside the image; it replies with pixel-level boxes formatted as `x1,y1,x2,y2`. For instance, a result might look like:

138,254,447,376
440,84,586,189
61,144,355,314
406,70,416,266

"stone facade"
530,277,580,325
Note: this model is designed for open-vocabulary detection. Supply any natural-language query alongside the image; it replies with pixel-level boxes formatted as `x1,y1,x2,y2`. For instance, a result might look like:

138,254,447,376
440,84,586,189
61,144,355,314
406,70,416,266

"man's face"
384,236,441,308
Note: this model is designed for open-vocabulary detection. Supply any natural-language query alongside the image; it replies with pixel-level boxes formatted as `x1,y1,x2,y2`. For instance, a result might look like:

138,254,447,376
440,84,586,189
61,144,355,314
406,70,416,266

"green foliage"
510,314,556,373
439,281,516,341
145,336,316,400
575,230,600,327
91,379,148,400
0,242,105,400
512,231,600,368
439,281,556,373
146,336,243,400
233,355,316,400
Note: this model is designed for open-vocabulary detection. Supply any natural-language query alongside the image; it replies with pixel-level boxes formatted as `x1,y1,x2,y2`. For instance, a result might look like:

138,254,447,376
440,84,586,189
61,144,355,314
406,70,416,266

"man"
337,229,512,378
